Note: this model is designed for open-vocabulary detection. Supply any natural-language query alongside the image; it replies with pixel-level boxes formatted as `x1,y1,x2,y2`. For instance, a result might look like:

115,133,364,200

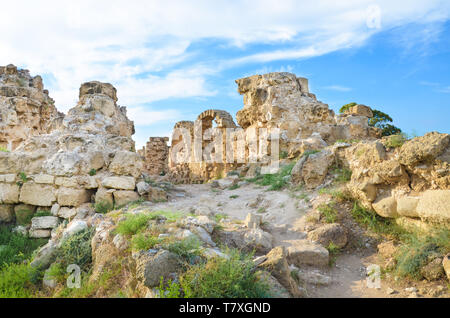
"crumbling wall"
0,80,145,237
138,137,169,176
167,72,380,183
0,64,62,150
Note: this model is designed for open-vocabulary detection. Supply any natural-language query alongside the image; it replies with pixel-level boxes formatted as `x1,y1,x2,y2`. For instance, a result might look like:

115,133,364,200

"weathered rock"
109,151,143,178
30,241,59,269
102,176,135,190
243,228,273,253
19,183,56,206
244,213,262,229
147,186,168,202
113,190,140,207
258,246,304,298
420,258,444,281
57,207,77,219
138,137,169,176
112,234,129,251
136,250,180,288
33,174,55,184
416,190,450,223
307,223,348,248
347,104,373,117
0,183,19,204
286,240,329,267
299,150,335,188
57,187,91,207
399,132,450,166
372,196,398,218
31,216,59,230
191,226,216,247
62,220,88,238
397,196,420,218
377,241,397,259
136,181,150,195
29,228,51,238
95,187,114,206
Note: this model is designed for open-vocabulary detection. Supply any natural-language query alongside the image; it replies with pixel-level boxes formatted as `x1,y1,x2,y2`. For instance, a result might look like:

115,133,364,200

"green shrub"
131,233,160,251
302,149,320,157
317,202,338,223
94,201,114,214
115,213,153,236
327,242,341,267
0,263,40,298
0,225,47,266
248,162,295,191
214,214,228,222
229,195,239,199
161,249,271,298
0,146,9,152
165,237,202,263
228,184,240,190
339,102,357,113
331,167,352,183
351,202,404,238
88,169,97,176
279,151,288,159
385,133,407,148
35,210,52,217
57,228,94,272
395,228,450,279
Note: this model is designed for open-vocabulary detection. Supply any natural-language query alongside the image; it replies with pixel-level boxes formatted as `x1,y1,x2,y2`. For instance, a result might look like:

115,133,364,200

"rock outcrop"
0,64,62,151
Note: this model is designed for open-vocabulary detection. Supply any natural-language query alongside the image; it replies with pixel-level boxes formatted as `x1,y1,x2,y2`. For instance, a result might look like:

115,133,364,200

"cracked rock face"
0,64,62,151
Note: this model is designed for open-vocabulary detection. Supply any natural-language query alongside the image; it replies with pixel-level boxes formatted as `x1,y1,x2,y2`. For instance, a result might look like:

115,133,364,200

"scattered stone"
386,287,396,295
286,240,329,267
307,223,347,248
31,216,59,230
420,257,444,281
244,213,262,229
136,250,180,288
30,241,59,269
63,220,88,238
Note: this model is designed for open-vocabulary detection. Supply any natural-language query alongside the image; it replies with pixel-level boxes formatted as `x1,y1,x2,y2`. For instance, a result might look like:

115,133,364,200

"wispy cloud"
323,85,353,92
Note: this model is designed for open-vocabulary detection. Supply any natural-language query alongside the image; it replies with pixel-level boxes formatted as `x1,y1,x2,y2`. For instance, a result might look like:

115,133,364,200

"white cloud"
1,0,449,117
323,85,353,92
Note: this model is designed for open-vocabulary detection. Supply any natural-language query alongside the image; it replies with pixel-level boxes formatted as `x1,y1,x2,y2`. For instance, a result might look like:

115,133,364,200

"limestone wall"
0,80,146,237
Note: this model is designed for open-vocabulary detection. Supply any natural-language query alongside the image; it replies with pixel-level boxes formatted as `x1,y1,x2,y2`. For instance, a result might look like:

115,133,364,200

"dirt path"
146,181,446,298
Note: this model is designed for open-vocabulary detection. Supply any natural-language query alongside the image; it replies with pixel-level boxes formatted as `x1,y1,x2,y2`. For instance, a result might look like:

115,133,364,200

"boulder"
57,187,91,207
19,183,56,206
399,132,450,166
372,196,398,218
420,258,444,281
258,246,304,298
30,241,59,269
243,228,273,253
307,223,348,248
244,213,262,229
29,228,52,238
102,176,135,190
95,187,114,206
396,196,420,218
300,150,335,189
136,250,180,288
286,240,329,267
347,104,373,117
136,181,150,195
113,190,140,207
62,220,88,238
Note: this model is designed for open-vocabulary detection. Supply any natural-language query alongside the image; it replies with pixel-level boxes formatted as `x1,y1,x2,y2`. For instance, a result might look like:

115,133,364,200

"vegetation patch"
94,201,114,214
247,162,295,191
157,249,271,298
385,133,407,148
317,202,338,223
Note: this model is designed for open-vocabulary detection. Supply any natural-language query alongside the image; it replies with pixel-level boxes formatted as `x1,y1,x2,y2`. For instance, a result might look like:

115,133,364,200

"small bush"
115,214,153,236
228,184,240,190
339,102,357,113
94,201,114,214
331,167,352,183
385,133,407,148
279,151,288,159
302,149,321,157
88,169,97,176
327,242,341,267
214,214,228,222
351,202,404,239
317,202,338,223
248,162,295,191
0,263,40,298
0,225,47,266
165,237,202,263
57,228,94,272
229,195,239,199
395,228,450,279
0,146,9,152
158,249,271,298
131,233,160,251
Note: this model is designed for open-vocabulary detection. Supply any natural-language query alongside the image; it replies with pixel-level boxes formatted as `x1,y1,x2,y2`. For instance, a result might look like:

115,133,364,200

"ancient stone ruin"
0,64,62,151
166,72,380,183
0,76,147,237
138,137,169,176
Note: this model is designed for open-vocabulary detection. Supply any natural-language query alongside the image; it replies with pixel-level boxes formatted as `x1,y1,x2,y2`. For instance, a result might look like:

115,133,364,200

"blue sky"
1,1,449,148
